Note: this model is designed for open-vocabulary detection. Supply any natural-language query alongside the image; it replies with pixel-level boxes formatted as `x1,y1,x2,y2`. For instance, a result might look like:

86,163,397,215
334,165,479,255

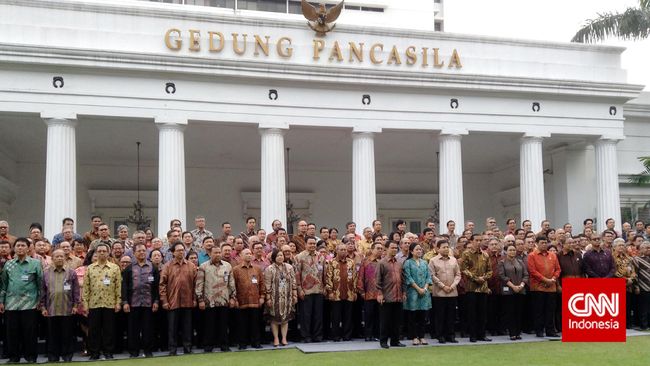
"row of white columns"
41,116,622,238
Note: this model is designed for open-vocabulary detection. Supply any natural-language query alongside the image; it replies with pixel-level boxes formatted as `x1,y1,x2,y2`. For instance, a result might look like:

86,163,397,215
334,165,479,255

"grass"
81,336,650,366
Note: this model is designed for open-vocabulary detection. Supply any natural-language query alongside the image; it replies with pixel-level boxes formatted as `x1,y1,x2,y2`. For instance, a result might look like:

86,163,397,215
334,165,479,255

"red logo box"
562,278,626,342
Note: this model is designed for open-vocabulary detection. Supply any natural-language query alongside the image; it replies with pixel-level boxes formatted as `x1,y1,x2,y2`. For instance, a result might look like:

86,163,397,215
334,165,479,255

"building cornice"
0,0,627,54
0,43,643,101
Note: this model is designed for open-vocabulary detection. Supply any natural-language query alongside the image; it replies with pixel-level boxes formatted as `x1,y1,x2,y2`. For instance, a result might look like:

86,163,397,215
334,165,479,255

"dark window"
360,6,383,12
434,20,443,32
185,0,235,8
238,0,287,12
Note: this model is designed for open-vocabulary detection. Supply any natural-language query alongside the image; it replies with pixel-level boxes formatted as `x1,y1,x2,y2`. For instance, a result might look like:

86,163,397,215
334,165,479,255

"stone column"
439,131,466,234
352,131,378,230
43,113,77,240
595,138,622,232
260,127,287,232
520,135,546,230
156,118,187,237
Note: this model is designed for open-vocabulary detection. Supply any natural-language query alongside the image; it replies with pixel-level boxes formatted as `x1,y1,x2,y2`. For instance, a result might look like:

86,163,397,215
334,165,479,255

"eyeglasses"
99,228,108,231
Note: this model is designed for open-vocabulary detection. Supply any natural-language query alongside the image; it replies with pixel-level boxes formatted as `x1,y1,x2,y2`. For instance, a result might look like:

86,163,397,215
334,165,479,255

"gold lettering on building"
164,28,182,51
254,35,270,56
349,42,364,63
208,31,224,52
369,43,384,64
313,39,325,60
232,33,248,55
277,37,293,58
162,29,463,71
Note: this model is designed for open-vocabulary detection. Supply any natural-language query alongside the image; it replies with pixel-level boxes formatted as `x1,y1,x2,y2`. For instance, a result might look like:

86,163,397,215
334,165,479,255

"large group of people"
0,214,649,362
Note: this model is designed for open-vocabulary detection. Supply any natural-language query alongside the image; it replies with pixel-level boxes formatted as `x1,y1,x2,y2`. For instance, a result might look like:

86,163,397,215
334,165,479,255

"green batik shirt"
0,257,43,310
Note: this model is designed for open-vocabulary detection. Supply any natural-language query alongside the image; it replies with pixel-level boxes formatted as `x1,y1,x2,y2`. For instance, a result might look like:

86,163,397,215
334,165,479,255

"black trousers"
5,310,37,361
521,291,534,333
456,294,467,336
486,293,503,334
639,291,650,329
352,297,364,338
299,294,323,341
238,308,260,346
531,291,556,335
625,291,633,328
407,310,426,339
433,297,457,340
379,302,402,345
113,311,127,354
330,301,353,340
465,292,487,339
88,308,115,356
47,316,74,360
153,308,168,351
363,300,379,338
203,307,229,349
192,307,204,348
502,294,524,337
167,308,192,350
127,307,153,355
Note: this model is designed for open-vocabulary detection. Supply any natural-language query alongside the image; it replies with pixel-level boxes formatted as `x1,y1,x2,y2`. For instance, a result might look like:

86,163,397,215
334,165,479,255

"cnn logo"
562,278,626,342
567,293,618,317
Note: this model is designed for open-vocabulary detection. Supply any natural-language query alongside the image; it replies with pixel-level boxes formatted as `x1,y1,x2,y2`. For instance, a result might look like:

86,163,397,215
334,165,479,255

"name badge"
251,276,258,284
147,275,155,283
502,286,509,292
103,278,111,286
63,283,72,291
21,274,30,282
317,265,323,272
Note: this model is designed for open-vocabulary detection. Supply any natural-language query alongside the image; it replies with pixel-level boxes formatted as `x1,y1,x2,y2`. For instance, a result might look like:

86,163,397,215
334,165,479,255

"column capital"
259,127,287,137
352,126,382,134
595,136,624,144
259,121,289,130
439,128,468,136
40,111,77,121
154,116,187,126
43,117,78,128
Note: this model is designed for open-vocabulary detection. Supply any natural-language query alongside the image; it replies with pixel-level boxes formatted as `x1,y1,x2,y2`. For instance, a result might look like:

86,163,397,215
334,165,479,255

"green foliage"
629,156,650,185
572,0,650,43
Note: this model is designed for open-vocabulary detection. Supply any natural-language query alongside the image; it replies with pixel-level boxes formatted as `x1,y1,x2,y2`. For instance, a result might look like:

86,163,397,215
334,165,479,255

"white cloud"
445,0,650,90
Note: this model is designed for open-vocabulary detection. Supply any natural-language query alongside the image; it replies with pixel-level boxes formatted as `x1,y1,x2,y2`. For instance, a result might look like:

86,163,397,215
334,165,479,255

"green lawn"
82,337,650,366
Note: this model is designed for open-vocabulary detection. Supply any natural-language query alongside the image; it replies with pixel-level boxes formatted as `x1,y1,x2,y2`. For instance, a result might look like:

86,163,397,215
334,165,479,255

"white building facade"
0,0,649,239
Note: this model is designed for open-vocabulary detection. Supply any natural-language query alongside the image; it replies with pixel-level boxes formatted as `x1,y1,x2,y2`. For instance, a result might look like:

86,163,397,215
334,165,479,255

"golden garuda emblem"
301,0,345,36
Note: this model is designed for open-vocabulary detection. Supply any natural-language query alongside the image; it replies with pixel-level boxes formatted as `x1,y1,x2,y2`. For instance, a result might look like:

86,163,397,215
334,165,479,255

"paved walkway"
8,330,648,363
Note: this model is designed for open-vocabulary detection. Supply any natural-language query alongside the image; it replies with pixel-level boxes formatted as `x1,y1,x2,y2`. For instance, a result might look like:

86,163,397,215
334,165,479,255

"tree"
629,156,650,185
572,0,650,43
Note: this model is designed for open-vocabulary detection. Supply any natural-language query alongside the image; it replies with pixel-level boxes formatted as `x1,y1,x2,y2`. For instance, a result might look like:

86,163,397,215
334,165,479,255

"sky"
445,0,650,92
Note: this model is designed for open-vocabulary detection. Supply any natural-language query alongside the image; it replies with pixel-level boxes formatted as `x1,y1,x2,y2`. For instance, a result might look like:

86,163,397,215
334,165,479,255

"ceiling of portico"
0,114,583,179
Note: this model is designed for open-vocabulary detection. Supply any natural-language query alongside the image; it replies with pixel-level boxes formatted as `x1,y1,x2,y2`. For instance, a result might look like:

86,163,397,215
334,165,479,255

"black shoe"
536,332,545,338
478,337,492,342
238,345,247,350
332,338,341,342
390,342,406,347
183,347,192,354
220,346,231,352
447,337,459,343
342,337,352,342
437,338,446,344
252,344,262,349
303,337,312,344
25,358,37,364
204,348,213,353
380,342,389,349
312,338,322,343
48,357,60,362
104,353,114,359
515,335,522,340
7,358,20,364
370,337,379,342
546,332,559,338
129,353,139,358
89,354,100,361
144,352,154,358
469,338,477,343
365,337,372,342
169,349,177,356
